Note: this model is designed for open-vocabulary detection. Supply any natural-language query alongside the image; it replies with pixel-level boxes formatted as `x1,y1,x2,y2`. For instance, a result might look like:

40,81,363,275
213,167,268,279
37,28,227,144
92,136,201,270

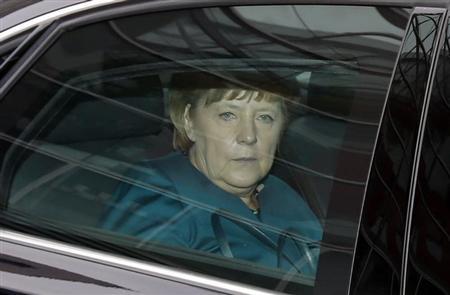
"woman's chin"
223,174,262,190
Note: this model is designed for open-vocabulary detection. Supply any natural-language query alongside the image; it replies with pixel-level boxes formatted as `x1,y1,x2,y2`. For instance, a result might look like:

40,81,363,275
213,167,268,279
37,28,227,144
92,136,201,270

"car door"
0,232,228,295
350,6,448,295
404,15,450,295
0,1,416,294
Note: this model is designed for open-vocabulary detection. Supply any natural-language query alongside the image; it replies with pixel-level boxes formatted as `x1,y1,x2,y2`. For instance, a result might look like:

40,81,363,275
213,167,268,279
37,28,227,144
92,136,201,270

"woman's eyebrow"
219,102,279,112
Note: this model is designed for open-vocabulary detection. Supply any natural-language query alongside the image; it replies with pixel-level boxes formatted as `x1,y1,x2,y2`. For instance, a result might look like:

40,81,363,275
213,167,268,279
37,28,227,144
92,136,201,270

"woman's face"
184,96,285,196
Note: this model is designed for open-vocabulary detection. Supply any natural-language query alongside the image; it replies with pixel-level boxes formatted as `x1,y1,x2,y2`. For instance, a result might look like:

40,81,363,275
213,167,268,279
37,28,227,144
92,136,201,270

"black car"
0,0,449,294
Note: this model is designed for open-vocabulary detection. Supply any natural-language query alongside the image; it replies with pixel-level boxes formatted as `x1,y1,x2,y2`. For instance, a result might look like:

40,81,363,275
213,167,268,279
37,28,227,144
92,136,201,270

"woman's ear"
183,104,196,142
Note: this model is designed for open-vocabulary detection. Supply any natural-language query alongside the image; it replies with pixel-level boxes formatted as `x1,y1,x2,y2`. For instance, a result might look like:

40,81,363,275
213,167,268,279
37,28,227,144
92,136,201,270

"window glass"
350,13,443,295
405,21,450,295
0,5,409,293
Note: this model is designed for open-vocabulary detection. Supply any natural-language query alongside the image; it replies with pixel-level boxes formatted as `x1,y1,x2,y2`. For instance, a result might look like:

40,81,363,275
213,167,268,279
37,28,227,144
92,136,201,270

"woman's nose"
237,119,257,145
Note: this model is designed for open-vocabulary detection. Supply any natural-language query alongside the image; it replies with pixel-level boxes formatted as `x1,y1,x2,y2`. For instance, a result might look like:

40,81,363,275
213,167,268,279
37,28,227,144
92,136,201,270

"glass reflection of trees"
350,14,442,295
405,22,450,295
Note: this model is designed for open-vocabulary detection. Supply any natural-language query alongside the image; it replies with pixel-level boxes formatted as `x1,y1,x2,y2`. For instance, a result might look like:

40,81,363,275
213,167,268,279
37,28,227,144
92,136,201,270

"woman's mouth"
233,157,257,162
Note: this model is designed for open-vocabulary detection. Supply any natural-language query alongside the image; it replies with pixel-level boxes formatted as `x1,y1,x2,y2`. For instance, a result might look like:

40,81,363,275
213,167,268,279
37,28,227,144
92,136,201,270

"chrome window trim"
0,0,123,43
400,8,449,295
0,229,282,295
347,6,448,295
0,24,47,74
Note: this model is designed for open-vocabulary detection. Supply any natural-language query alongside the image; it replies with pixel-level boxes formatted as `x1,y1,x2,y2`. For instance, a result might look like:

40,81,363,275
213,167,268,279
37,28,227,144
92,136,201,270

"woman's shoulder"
263,175,323,243
263,174,322,227
100,152,188,233
263,174,300,200
127,152,185,184
113,151,202,210
139,151,182,168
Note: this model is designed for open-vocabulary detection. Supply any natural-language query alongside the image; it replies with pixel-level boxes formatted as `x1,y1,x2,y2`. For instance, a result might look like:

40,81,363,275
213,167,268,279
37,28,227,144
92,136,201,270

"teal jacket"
102,152,322,277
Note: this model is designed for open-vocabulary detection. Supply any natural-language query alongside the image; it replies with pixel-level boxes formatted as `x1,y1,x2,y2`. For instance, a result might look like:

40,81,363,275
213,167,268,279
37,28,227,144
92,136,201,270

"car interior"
3,60,376,238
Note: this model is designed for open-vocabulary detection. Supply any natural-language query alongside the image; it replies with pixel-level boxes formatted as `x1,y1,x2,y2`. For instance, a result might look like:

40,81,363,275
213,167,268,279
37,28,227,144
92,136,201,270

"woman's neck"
239,191,259,211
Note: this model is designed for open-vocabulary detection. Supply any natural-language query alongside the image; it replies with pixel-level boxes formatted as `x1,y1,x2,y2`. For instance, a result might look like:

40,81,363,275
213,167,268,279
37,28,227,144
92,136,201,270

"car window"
0,4,409,294
405,20,450,295
350,12,445,295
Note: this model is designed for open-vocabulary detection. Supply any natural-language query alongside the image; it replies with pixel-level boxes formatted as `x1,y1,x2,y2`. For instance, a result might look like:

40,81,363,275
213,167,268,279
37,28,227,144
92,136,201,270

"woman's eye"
257,114,274,123
219,112,237,121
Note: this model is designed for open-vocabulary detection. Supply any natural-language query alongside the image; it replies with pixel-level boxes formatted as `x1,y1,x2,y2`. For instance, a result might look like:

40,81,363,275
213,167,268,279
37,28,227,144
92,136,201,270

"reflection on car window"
405,21,450,295
0,5,409,294
101,73,323,277
350,13,444,295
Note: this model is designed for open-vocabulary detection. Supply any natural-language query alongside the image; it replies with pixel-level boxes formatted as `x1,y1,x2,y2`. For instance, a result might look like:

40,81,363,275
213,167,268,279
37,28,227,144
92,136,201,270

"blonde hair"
169,87,288,152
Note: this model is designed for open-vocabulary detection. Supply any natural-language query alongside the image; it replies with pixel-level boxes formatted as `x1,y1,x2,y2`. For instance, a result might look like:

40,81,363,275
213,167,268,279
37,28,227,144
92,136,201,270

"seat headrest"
46,76,165,144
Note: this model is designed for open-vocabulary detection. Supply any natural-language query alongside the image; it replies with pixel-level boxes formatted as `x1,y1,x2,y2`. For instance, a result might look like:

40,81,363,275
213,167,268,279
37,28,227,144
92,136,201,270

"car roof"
0,0,88,32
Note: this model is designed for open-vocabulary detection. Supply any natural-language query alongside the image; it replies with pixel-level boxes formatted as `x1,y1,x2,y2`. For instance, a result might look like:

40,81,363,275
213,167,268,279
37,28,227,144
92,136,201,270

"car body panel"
0,1,449,295
0,0,88,32
0,230,279,295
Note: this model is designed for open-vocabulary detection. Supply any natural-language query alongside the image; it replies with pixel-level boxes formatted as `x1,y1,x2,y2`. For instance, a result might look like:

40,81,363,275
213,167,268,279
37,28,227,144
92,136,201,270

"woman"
102,73,322,277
